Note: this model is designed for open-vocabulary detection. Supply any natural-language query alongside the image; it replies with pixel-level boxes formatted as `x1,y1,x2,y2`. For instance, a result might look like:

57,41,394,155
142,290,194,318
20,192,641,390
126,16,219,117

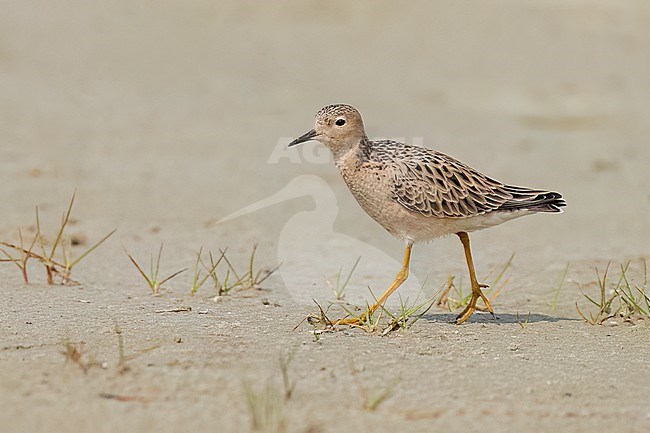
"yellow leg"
455,232,495,324
334,242,413,325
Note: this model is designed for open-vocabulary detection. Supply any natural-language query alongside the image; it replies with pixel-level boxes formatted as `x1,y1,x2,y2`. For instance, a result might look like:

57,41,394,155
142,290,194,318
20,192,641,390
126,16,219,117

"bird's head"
288,104,367,159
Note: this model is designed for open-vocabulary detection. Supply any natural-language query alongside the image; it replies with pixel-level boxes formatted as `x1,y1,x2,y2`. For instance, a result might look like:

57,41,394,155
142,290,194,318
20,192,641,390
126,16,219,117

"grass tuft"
125,243,187,295
0,226,40,284
326,256,361,301
549,262,571,310
189,247,225,296
516,311,531,330
243,380,286,433
113,322,160,373
191,244,279,298
350,365,399,412
125,243,278,298
243,349,294,433
380,280,438,335
576,259,649,325
62,341,91,373
1,194,115,285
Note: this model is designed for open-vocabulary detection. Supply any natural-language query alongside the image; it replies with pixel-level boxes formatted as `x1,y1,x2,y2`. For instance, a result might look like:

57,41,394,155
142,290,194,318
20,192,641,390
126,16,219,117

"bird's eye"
335,118,346,126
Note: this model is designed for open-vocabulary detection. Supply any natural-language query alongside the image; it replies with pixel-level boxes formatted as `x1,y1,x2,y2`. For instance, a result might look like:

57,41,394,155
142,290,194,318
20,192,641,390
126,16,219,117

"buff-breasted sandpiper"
288,104,566,325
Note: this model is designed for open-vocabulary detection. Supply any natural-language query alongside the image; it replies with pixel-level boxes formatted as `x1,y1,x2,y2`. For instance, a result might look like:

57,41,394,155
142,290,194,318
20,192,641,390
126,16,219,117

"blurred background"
1,0,649,291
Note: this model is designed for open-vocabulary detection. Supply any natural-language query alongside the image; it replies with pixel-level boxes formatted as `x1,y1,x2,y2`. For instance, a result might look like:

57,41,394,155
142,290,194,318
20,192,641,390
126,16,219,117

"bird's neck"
331,136,370,167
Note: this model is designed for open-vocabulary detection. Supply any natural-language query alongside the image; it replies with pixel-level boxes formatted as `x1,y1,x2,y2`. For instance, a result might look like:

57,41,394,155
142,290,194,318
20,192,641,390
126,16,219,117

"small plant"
37,195,74,284
616,260,649,321
114,323,127,372
59,228,116,285
327,257,361,301
62,341,92,373
576,259,649,325
364,380,397,411
293,300,335,334
210,248,248,296
380,281,438,335
113,322,160,374
243,349,296,433
0,194,115,285
125,243,187,295
0,226,39,284
295,297,377,332
238,244,279,290
549,262,571,310
350,367,399,412
278,350,295,401
243,376,287,433
191,244,279,298
243,380,286,433
189,247,225,296
576,262,619,324
247,244,272,289
356,301,382,333
438,253,514,312
336,292,383,333
516,311,531,330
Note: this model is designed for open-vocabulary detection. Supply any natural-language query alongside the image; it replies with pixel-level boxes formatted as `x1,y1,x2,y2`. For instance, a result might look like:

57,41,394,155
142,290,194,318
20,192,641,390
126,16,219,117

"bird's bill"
288,129,319,147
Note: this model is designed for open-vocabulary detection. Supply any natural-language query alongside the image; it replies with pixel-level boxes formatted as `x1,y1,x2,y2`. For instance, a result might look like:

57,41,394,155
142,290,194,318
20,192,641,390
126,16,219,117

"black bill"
288,129,319,147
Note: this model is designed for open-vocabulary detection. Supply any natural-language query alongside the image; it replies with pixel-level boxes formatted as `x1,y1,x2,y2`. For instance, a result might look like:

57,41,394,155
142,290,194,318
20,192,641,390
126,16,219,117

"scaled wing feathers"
378,141,564,218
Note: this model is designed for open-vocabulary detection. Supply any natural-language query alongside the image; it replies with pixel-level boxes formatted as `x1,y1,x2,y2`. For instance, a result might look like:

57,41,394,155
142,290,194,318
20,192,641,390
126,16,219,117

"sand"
1,1,649,432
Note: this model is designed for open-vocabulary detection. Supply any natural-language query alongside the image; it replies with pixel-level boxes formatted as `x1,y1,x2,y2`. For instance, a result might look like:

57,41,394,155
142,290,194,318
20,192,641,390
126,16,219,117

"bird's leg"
455,232,495,324
334,242,413,326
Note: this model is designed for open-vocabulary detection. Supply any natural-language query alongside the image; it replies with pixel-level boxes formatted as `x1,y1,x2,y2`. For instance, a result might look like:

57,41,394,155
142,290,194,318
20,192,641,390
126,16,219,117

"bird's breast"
337,156,407,236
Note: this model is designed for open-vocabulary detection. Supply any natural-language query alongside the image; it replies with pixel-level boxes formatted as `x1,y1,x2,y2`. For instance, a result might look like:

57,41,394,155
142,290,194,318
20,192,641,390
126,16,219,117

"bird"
288,104,566,325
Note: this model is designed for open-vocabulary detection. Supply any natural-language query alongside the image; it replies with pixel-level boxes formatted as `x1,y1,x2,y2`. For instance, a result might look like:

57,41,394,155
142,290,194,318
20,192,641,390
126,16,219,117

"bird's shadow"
420,311,577,325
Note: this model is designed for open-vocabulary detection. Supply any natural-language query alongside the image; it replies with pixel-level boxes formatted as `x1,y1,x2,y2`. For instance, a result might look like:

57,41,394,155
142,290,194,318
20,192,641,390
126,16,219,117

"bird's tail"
498,185,566,213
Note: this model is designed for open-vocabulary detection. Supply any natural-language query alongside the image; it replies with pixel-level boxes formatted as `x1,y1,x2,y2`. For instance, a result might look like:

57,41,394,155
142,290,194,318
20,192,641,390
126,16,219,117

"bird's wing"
386,144,514,218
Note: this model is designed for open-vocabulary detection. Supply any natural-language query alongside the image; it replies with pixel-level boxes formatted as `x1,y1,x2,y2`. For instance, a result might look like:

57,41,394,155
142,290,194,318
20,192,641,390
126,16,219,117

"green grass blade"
48,191,76,260
69,229,116,268
125,250,154,289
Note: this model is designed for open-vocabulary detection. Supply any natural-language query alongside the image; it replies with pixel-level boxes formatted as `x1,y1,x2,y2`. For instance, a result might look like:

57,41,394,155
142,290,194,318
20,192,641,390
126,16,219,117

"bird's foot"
331,312,368,326
455,283,495,324
331,317,359,326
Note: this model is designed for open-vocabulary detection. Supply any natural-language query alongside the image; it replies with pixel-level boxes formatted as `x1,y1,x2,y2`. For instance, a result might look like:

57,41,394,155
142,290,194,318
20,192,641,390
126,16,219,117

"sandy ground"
1,1,649,432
